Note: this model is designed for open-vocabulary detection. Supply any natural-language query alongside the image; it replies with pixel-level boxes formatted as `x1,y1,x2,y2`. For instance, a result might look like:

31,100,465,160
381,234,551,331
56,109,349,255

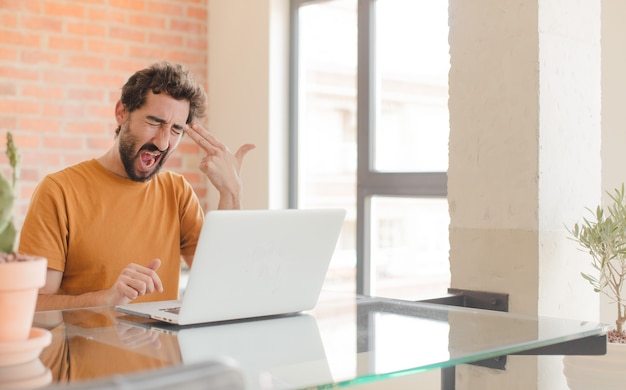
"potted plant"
563,184,626,389
0,132,47,344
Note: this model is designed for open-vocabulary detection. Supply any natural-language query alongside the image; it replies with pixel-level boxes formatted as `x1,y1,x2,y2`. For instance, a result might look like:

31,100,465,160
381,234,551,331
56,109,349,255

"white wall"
207,0,289,210
601,0,626,326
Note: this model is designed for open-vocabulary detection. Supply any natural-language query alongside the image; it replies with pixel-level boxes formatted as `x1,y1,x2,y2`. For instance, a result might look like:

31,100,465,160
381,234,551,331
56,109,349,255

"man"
19,62,255,311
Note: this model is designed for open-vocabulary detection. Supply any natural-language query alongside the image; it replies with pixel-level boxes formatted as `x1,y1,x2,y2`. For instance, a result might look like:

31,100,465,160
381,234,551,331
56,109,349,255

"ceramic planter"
0,256,47,342
563,341,626,390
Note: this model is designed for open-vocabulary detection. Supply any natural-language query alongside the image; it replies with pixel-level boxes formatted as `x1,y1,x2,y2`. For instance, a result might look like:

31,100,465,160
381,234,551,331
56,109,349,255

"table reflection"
34,307,331,390
35,308,181,383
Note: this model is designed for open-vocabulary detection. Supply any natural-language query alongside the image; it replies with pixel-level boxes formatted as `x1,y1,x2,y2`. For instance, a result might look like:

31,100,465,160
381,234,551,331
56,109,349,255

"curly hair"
116,62,207,135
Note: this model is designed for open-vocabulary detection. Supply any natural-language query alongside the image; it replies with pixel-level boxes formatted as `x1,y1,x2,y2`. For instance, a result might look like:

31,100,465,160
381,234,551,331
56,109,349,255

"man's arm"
37,259,164,311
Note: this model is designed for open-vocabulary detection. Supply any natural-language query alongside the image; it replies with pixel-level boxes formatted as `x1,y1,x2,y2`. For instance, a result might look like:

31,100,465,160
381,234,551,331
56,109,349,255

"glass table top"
28,292,607,389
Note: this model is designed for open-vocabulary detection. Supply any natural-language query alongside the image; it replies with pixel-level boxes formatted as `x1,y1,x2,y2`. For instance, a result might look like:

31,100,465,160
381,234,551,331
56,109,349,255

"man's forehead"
141,91,190,124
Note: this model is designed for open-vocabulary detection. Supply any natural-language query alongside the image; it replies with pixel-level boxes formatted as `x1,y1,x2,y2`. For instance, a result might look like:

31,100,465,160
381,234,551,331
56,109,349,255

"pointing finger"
235,144,256,167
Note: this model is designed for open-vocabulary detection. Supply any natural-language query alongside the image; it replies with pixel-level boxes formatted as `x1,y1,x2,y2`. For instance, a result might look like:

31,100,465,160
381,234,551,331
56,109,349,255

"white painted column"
448,0,601,389
207,0,289,210
601,0,626,326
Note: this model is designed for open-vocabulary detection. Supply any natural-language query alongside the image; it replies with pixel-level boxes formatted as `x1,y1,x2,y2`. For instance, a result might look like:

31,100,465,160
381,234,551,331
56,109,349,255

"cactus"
0,133,19,254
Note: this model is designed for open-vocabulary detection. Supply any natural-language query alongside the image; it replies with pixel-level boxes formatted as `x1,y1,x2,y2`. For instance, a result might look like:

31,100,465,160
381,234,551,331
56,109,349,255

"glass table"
22,292,607,389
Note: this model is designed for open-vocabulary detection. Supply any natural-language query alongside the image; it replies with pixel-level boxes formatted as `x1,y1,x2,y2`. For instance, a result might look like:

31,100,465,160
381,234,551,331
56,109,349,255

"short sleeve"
18,176,69,272
178,177,204,258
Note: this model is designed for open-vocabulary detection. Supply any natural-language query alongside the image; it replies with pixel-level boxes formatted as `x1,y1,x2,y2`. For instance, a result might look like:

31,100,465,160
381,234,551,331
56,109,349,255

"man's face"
115,91,190,182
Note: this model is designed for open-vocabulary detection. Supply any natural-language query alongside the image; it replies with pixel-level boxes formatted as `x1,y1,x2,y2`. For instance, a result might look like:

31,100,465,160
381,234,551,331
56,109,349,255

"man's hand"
115,321,162,349
185,123,255,209
105,259,163,306
36,259,165,311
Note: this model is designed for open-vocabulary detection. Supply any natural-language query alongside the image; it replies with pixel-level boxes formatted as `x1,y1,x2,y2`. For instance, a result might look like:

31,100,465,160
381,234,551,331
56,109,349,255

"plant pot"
0,358,51,389
563,341,626,390
0,256,47,343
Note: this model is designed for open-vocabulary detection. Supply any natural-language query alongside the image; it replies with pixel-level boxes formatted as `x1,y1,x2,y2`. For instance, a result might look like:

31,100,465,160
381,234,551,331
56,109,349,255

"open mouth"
140,150,163,170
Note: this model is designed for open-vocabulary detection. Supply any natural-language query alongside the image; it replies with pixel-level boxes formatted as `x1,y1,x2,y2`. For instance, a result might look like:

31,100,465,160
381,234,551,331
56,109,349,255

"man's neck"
97,148,127,179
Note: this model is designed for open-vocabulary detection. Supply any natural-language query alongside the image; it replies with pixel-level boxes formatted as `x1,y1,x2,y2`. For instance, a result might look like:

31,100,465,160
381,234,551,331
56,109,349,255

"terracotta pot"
0,256,47,342
563,341,626,389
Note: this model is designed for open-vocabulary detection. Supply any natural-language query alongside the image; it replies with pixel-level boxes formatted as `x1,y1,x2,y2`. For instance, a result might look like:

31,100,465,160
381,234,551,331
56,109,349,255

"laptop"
115,208,345,325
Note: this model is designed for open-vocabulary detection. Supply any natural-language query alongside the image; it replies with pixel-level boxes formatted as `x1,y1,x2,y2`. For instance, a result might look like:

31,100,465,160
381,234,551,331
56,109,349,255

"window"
291,0,449,300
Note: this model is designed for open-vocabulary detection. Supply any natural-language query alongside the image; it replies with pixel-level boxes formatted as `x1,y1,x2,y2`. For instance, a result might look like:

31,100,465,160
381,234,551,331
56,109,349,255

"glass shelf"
35,293,608,389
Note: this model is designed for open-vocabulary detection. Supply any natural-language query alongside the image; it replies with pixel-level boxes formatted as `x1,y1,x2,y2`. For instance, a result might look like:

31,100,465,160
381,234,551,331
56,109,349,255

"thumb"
235,143,256,168
146,258,161,271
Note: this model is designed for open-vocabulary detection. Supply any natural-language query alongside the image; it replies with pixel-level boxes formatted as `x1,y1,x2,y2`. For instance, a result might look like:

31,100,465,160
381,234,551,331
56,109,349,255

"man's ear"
115,101,128,125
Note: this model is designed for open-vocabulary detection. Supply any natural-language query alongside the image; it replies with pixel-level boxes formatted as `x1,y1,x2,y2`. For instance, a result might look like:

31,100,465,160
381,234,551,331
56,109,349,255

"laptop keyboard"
160,307,181,314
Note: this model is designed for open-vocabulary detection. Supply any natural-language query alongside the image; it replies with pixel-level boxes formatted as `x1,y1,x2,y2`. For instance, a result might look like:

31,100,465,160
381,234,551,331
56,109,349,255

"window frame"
289,0,448,295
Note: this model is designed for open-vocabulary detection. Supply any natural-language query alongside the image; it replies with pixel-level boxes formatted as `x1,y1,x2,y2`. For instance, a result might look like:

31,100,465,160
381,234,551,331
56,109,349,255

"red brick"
63,152,101,166
20,151,62,167
43,136,83,149
108,90,122,104
18,118,63,133
182,171,202,184
187,6,207,20
85,103,112,119
86,8,126,24
0,0,25,11
177,140,200,153
48,36,85,51
66,86,104,102
148,32,183,47
0,13,18,28
109,0,145,11
0,117,17,130
72,0,107,4
170,19,205,34
22,84,64,100
21,15,64,32
67,21,107,37
129,14,166,29
109,26,146,43
147,2,183,16
128,45,167,59
23,0,43,13
42,103,84,118
165,155,181,168
21,50,61,65
0,66,39,82
0,99,40,115
86,39,127,55
43,69,85,84
44,1,85,18
0,82,16,95
86,73,125,88
65,121,107,134
0,47,19,61
165,50,198,65
86,136,115,150
66,55,106,70
109,59,150,74
11,134,40,148
19,168,39,182
185,37,207,51
0,30,41,47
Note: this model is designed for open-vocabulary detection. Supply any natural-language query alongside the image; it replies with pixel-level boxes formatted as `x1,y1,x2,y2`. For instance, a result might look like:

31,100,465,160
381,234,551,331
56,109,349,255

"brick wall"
0,0,209,228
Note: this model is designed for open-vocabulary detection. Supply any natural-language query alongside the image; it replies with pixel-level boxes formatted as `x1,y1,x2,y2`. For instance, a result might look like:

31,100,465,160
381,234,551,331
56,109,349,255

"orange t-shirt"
19,159,204,302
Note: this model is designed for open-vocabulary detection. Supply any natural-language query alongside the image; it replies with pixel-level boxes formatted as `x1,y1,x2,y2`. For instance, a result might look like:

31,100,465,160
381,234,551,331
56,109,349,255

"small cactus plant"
0,132,20,254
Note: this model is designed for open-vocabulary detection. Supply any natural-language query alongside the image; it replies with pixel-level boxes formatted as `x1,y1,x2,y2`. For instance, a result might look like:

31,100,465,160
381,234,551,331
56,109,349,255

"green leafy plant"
0,132,20,254
568,184,626,343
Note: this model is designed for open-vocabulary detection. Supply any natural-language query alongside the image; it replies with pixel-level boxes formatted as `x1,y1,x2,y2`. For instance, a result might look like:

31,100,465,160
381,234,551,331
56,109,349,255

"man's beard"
118,124,169,182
